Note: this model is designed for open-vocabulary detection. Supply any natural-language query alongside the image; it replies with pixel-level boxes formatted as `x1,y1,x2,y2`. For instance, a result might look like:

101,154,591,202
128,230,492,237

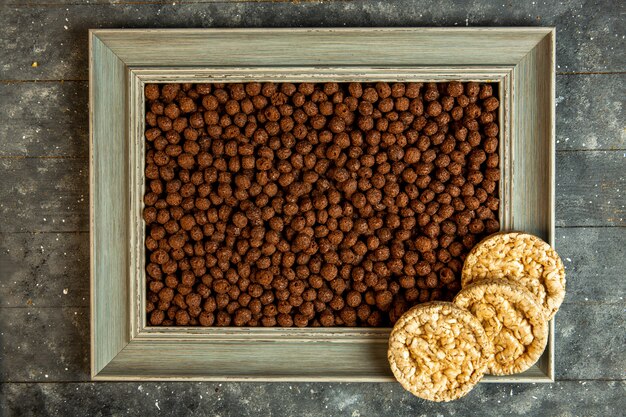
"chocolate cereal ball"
144,81,500,327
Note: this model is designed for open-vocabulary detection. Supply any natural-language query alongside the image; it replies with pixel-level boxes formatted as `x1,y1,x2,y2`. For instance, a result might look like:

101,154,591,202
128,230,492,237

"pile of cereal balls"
142,81,501,327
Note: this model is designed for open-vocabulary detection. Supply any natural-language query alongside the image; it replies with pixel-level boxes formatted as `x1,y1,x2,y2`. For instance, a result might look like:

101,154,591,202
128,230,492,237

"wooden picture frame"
90,28,555,381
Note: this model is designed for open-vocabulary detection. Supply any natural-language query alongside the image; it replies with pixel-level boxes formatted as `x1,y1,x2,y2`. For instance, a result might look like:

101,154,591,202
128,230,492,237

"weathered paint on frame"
90,28,555,381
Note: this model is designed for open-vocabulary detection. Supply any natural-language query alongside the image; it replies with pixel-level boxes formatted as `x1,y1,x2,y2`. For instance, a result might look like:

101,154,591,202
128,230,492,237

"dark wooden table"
0,1,624,415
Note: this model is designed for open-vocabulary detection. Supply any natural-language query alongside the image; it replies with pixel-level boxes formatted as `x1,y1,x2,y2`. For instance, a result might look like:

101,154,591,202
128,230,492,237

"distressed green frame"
90,28,555,381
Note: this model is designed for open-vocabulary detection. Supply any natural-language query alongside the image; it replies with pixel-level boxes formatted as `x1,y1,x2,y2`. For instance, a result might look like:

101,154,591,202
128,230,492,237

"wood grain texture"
2,303,621,382
0,227,617,312
129,71,145,337
0,0,623,412
99,27,549,67
88,28,558,381
509,28,554,382
3,151,619,234
1,73,620,159
511,31,555,243
1,1,624,81
89,34,129,376
132,67,513,82
98,335,549,383
129,66,514,339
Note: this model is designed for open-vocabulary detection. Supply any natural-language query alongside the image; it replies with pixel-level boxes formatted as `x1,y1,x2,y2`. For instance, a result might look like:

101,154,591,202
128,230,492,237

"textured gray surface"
0,159,88,233
1,151,623,234
555,151,625,227
0,81,87,158
0,0,625,81
0,0,624,416
1,303,623,383
1,75,623,158
0,232,89,307
556,74,626,151
1,381,626,417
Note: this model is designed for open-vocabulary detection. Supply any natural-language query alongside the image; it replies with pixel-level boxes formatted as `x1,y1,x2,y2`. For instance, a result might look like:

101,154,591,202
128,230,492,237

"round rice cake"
454,280,549,375
461,232,566,320
387,302,493,402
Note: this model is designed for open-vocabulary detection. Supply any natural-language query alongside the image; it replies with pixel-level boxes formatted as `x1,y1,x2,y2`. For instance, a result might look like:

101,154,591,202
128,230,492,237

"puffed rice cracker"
388,302,493,402
454,280,549,375
461,232,566,319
